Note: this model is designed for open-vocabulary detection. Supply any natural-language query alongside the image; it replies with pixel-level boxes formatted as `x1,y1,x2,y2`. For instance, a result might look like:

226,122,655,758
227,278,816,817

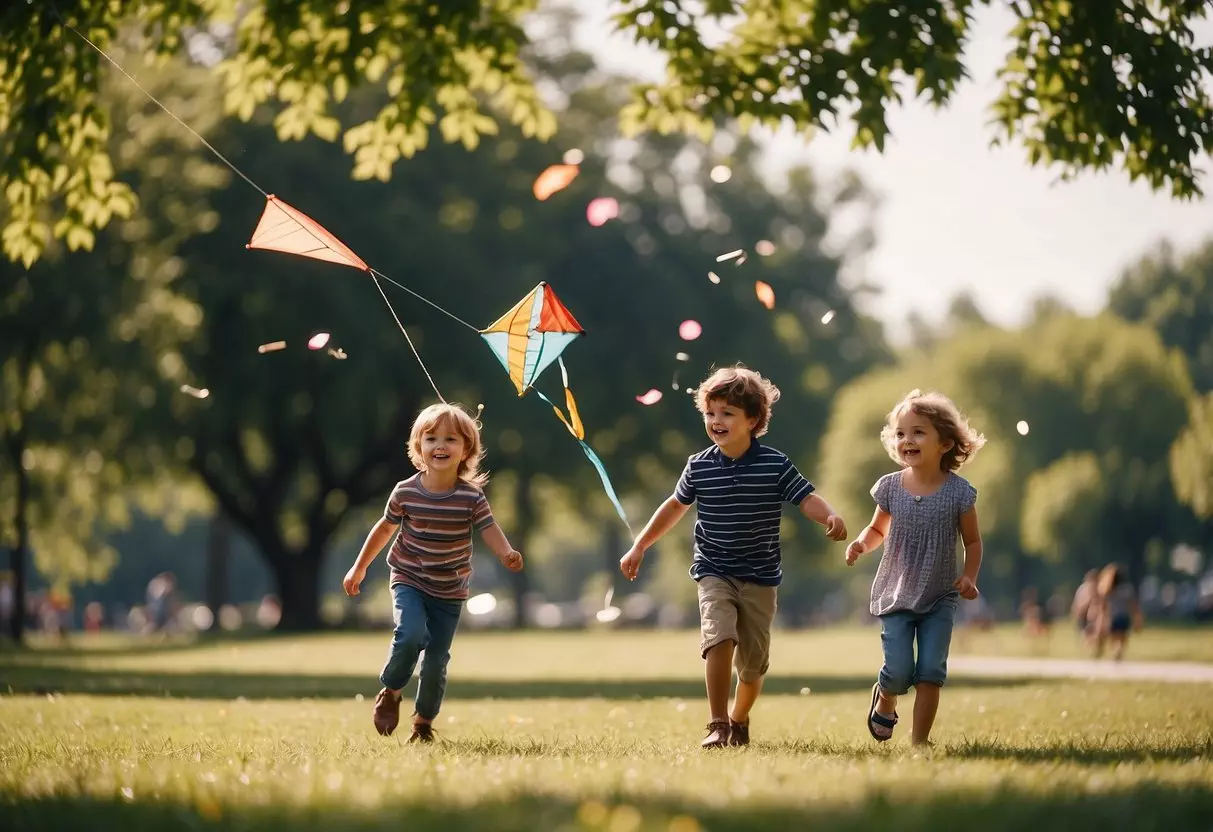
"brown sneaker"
701,719,730,748
408,721,436,743
728,718,750,746
372,688,400,736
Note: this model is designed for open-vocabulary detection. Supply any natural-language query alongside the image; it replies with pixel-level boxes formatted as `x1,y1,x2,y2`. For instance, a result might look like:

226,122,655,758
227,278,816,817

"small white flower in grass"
120,787,134,800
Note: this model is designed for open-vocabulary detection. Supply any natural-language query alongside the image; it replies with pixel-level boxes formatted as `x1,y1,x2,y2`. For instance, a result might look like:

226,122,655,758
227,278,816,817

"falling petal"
755,240,776,256
604,587,614,608
180,385,209,399
327,347,348,360
586,197,619,227
754,281,776,310
1016,420,1030,436
675,352,690,362
716,249,744,263
307,332,331,350
563,148,584,165
678,320,702,340
636,389,664,405
709,165,732,183
533,164,579,200
596,606,622,623
257,340,286,354
707,271,721,284
736,252,747,265
821,309,836,325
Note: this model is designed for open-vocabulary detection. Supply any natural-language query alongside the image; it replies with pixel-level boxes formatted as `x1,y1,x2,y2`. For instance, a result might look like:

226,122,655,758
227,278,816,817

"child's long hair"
1097,563,1125,597
694,365,781,437
880,389,986,471
407,402,488,488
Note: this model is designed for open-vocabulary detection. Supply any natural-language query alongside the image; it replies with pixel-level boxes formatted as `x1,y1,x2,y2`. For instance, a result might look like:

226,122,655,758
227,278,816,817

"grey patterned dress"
868,471,978,616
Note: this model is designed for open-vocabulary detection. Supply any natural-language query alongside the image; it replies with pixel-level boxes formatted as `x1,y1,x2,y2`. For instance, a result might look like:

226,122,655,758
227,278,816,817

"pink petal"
307,332,331,350
636,389,664,405
678,320,702,340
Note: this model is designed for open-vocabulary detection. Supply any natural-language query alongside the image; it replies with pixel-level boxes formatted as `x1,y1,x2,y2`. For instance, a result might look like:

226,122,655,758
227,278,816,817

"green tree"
1171,392,1213,521
5,0,1212,268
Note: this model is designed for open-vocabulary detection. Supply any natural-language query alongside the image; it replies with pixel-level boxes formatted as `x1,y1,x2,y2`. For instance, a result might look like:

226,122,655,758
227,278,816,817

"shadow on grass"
3,784,1212,832
0,664,1028,701
940,735,1213,765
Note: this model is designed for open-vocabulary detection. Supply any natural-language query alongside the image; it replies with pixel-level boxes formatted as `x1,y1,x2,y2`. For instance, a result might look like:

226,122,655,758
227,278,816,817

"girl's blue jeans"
878,594,958,695
379,583,463,720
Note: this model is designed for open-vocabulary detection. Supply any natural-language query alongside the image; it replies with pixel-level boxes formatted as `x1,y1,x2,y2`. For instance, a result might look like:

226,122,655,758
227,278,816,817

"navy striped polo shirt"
674,440,815,586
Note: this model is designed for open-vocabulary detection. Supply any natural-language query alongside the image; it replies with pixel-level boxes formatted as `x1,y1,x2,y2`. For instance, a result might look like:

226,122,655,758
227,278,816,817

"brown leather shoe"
372,688,400,736
701,719,730,748
408,721,436,743
728,718,750,746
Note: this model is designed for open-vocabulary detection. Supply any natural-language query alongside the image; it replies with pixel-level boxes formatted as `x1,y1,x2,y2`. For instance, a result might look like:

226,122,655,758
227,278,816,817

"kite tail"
535,379,632,536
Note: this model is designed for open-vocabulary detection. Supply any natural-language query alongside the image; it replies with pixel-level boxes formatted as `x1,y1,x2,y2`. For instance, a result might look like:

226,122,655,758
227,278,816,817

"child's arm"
343,517,399,596
799,493,847,540
480,522,524,572
953,507,982,599
844,506,892,565
620,496,689,581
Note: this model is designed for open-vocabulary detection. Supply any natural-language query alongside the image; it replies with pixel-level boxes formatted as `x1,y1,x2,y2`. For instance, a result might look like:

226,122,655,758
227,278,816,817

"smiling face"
418,415,467,476
893,408,952,471
703,397,758,456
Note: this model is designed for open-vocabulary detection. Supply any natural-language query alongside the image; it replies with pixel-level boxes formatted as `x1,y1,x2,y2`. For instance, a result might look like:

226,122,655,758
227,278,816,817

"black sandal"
867,682,898,742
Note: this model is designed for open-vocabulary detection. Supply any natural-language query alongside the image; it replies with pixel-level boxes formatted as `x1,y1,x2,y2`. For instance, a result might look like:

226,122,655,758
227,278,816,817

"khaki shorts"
697,575,778,682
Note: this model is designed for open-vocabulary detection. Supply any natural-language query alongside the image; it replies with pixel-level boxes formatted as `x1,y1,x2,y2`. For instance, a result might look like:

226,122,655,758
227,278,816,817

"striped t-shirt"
383,475,496,600
675,441,815,586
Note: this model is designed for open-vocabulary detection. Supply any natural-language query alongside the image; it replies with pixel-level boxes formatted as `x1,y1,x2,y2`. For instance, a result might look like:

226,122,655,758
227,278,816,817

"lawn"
1,628,1211,831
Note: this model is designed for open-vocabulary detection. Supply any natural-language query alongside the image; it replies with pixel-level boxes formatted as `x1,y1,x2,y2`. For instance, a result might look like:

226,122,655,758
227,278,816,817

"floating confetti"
533,164,579,200
678,320,702,340
755,240,776,256
257,340,286,354
821,310,836,325
736,252,748,265
636,389,664,406
327,347,348,360
707,271,721,284
716,249,745,263
709,165,732,183
586,197,619,227
754,281,775,310
562,148,584,165
596,606,622,623
307,332,331,350
179,385,210,399
1016,420,1030,436
675,352,690,362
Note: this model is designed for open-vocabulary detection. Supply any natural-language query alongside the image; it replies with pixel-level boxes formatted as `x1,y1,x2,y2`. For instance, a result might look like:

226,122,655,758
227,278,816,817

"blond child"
845,390,985,747
343,402,523,741
620,366,847,748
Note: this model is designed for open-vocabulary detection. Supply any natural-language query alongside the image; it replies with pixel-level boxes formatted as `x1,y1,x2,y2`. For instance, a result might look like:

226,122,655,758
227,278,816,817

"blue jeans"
379,583,463,720
878,594,958,695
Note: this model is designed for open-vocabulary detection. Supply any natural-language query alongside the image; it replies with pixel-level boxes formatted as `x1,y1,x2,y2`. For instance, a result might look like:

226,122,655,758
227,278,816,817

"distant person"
1019,587,1050,639
1094,563,1142,660
145,572,177,633
845,389,986,747
342,402,523,743
619,365,848,748
1070,569,1099,644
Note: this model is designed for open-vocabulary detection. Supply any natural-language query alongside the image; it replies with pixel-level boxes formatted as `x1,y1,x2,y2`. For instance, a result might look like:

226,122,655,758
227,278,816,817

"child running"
343,402,524,741
620,366,848,748
845,389,985,747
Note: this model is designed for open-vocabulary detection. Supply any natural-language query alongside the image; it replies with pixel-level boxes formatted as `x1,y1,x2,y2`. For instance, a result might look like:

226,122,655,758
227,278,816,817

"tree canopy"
4,0,1211,268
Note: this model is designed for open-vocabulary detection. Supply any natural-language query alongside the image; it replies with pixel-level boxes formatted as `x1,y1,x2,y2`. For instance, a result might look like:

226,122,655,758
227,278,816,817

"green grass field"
2,627,1211,831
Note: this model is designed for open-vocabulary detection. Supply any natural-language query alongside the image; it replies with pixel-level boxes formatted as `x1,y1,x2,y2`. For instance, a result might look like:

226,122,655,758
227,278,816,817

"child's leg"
373,584,428,735
413,594,464,725
697,577,739,747
912,596,959,746
870,611,915,740
729,584,777,730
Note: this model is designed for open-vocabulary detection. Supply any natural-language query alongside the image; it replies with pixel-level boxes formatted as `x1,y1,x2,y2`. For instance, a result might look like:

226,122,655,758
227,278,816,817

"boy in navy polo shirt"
620,365,848,748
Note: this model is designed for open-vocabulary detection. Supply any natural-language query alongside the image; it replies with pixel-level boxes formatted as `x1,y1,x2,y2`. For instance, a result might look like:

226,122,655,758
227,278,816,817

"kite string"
370,274,446,402
370,269,479,332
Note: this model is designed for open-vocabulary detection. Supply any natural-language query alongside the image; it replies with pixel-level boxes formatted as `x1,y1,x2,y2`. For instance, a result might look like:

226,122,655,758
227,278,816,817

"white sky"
574,3,1213,339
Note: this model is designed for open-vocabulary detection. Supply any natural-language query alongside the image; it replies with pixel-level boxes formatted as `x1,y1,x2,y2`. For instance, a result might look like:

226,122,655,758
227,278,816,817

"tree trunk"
272,552,324,631
509,469,534,630
205,511,231,616
6,428,28,643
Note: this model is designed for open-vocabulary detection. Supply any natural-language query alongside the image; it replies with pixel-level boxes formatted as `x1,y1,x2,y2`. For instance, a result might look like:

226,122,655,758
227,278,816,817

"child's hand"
844,540,866,566
343,565,366,597
498,549,524,572
823,514,848,541
619,546,645,581
953,575,979,600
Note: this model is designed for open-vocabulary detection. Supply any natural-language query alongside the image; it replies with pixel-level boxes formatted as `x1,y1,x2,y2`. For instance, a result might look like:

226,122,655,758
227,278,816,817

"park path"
951,655,1213,684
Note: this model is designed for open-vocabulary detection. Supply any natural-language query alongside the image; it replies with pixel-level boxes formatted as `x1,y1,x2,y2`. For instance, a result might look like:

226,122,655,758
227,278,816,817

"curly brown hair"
880,389,986,471
408,402,488,488
694,365,781,437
